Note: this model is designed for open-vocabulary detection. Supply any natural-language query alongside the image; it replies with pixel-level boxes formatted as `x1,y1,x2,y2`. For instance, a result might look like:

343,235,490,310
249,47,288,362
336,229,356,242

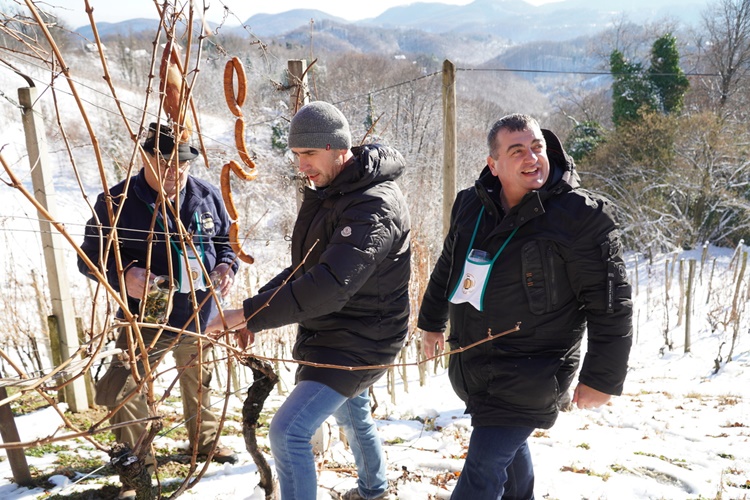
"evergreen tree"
648,33,690,114
610,50,659,127
565,120,605,163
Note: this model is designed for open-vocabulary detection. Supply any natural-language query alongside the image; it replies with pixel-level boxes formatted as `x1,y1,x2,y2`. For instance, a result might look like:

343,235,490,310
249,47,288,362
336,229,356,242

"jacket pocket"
448,351,470,403
522,240,567,315
95,362,137,407
486,356,562,412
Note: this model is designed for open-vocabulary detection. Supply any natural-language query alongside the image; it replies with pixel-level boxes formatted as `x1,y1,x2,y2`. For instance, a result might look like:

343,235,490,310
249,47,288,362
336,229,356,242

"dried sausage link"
223,57,247,118
234,117,258,171
220,162,240,221
230,223,255,264
221,56,255,265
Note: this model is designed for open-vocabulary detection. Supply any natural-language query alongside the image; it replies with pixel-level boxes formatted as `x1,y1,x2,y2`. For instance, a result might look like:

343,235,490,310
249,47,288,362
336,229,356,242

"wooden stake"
0,386,32,487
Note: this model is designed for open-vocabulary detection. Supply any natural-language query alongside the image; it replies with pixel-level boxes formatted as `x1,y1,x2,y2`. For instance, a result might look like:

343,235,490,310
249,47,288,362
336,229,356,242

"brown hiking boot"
341,488,394,500
196,445,239,464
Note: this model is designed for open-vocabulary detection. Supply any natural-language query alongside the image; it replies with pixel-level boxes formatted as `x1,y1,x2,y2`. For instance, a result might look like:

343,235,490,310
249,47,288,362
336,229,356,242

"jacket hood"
475,128,579,211
542,128,579,190
321,144,405,197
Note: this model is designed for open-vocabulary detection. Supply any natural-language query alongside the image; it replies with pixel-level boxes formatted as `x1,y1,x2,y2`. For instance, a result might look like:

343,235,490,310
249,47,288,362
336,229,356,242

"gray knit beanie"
288,101,352,150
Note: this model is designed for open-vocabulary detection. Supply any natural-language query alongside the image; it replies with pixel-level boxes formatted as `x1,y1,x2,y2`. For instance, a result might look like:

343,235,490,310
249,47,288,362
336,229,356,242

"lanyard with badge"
449,206,519,311
149,206,208,293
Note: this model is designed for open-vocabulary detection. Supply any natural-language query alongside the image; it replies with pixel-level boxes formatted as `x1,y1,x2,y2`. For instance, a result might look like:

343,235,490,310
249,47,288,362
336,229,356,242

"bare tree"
699,0,750,110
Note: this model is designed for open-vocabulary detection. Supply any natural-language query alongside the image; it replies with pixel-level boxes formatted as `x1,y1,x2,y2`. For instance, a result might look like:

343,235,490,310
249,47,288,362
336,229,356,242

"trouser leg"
96,330,207,446
332,390,388,498
105,370,148,449
269,381,349,500
95,327,167,466
502,439,535,500
173,339,220,453
450,425,535,500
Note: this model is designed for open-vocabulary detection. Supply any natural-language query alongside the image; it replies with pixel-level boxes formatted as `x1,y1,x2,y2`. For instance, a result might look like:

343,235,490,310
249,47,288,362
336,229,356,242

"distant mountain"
72,9,347,41
70,0,709,66
362,0,706,42
73,0,710,44
245,9,349,37
370,1,479,29
275,18,508,65
75,18,160,40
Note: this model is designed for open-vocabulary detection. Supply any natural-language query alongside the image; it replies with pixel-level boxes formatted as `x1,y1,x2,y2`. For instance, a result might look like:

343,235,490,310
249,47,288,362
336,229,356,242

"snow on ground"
0,265,749,500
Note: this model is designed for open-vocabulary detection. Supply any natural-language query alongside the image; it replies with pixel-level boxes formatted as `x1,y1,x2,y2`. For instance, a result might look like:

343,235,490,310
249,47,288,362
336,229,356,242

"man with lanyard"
418,114,632,499
78,122,240,500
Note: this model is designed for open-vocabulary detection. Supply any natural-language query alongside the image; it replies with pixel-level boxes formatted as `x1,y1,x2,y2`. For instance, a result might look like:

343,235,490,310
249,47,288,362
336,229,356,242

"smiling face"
291,147,351,188
487,124,549,210
143,152,191,198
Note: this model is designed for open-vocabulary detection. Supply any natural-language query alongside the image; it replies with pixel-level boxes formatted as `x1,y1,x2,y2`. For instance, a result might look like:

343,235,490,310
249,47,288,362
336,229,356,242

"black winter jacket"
243,144,411,397
417,129,632,429
78,171,238,332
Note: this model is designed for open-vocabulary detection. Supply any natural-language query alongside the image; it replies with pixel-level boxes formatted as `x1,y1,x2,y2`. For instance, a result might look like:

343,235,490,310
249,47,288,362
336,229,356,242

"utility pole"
18,85,89,412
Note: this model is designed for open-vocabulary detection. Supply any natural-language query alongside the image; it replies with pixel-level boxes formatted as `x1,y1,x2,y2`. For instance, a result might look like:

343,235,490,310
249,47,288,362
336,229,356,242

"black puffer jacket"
417,129,632,429
243,144,411,397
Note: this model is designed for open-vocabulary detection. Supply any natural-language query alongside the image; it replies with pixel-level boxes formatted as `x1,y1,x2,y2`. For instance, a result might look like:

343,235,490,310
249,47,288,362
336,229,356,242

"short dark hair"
487,114,540,158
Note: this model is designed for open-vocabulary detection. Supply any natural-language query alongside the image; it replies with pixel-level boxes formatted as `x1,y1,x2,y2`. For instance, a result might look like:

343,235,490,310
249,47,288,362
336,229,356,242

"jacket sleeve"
567,196,633,396
242,196,400,332
77,192,132,292
257,267,294,294
416,192,465,333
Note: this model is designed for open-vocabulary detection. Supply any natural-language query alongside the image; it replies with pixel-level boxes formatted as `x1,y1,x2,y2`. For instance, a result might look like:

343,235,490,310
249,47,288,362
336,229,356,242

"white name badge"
449,251,492,312
179,247,207,293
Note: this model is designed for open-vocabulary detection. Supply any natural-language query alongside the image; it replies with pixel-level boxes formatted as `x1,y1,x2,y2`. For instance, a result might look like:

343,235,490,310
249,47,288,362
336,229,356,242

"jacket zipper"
546,243,558,310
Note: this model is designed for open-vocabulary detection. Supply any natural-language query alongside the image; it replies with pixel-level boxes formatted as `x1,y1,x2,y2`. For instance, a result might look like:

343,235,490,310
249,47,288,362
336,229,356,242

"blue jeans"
450,425,536,500
269,381,388,500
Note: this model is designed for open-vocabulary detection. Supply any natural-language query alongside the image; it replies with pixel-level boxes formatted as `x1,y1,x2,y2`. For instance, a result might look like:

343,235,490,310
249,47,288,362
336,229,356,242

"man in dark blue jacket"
78,123,240,499
418,114,633,500
208,101,410,500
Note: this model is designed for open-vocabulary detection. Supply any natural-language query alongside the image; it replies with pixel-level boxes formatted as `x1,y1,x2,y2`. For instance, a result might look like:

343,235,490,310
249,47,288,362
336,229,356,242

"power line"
332,70,442,105
317,65,722,108
1,26,725,124
1,52,152,119
3,47,724,150
0,214,288,245
456,66,721,77
0,52,257,154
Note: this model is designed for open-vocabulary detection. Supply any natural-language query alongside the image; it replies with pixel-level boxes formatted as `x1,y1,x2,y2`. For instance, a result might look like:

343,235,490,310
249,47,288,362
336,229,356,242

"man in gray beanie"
287,100,352,152
208,101,410,499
